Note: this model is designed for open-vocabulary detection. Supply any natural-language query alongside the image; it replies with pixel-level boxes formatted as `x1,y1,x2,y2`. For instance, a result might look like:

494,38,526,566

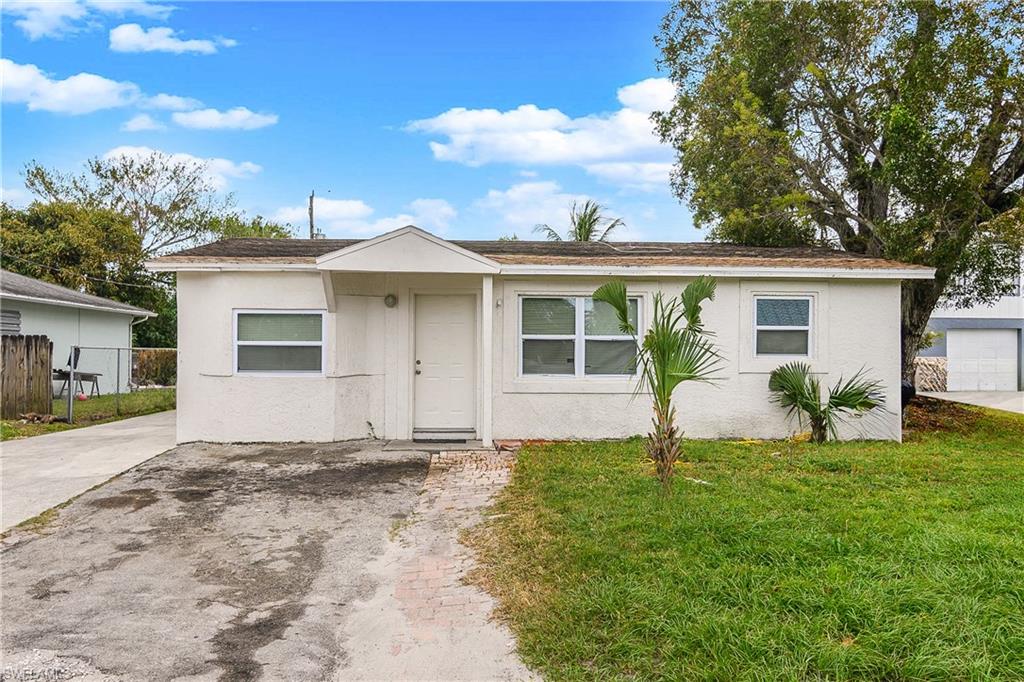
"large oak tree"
655,0,1023,378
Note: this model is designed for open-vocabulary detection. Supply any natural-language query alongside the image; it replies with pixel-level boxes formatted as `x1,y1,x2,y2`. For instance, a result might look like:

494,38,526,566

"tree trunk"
900,279,943,381
810,417,827,444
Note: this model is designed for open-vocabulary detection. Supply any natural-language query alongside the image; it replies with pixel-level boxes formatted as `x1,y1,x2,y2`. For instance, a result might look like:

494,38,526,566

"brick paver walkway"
338,450,535,681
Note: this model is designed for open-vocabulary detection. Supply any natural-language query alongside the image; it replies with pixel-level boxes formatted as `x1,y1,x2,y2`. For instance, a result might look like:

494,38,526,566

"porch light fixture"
384,294,398,308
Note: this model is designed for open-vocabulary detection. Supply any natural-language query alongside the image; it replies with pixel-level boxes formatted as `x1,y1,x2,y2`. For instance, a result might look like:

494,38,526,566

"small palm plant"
767,362,886,443
593,277,722,488
535,199,624,241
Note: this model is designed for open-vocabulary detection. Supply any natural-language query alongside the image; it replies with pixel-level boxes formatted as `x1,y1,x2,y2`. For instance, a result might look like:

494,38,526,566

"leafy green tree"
656,0,1024,377
25,150,233,257
535,200,625,241
0,202,143,298
1,201,177,347
209,213,293,239
593,277,722,488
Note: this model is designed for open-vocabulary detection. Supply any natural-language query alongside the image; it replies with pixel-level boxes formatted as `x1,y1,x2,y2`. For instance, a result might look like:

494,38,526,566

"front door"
413,294,476,436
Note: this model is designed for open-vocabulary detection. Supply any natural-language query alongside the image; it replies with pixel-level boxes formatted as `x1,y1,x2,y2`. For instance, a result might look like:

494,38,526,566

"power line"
0,253,169,291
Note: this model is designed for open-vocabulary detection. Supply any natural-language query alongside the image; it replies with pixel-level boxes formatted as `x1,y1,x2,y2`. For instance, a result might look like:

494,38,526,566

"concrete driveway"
1,410,177,530
922,391,1024,414
0,441,532,681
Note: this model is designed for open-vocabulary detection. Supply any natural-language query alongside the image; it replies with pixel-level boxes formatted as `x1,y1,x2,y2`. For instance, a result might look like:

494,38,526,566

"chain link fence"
61,346,177,424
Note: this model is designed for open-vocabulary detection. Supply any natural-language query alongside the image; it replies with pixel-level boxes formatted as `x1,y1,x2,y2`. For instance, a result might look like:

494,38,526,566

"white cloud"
616,78,676,114
3,0,173,40
141,93,202,111
407,77,677,191
109,23,237,55
0,58,204,117
583,162,674,191
475,181,590,233
103,145,262,191
273,197,457,238
121,113,165,131
172,107,279,130
1,185,33,208
1,58,139,114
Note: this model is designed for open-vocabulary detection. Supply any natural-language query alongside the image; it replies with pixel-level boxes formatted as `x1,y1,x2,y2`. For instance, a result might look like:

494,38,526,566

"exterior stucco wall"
175,270,904,443
176,271,386,443
0,298,134,394
490,277,902,441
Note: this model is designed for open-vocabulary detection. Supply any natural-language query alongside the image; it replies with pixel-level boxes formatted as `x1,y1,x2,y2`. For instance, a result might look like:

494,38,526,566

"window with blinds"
754,296,811,356
234,311,324,373
520,296,638,377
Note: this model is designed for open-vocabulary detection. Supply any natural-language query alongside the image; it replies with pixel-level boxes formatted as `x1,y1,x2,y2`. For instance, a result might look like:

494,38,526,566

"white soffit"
315,225,500,274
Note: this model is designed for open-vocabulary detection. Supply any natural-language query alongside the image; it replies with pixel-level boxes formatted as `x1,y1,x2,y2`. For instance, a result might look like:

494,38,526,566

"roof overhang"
315,226,500,274
0,292,156,317
497,264,936,279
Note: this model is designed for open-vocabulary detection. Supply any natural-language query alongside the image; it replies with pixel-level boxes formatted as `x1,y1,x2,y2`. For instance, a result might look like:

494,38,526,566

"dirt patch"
29,576,68,600
172,487,216,503
206,535,326,682
87,488,158,512
904,396,982,436
224,443,360,466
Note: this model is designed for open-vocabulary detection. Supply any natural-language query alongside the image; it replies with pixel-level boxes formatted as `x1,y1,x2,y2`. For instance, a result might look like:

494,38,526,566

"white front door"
947,329,1019,391
414,294,476,434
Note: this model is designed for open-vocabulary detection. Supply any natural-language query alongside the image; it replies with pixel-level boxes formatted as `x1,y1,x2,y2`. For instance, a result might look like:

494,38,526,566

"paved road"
922,391,1024,414
1,410,177,529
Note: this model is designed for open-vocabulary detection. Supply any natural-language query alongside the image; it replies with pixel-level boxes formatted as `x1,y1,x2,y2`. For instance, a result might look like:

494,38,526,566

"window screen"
754,297,810,356
236,312,323,373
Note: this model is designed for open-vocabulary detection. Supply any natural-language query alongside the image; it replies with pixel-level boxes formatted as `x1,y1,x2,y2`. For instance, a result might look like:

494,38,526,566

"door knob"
415,369,422,375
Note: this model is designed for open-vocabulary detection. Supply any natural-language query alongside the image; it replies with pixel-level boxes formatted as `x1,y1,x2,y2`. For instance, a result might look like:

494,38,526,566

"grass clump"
468,400,1024,680
1,388,175,441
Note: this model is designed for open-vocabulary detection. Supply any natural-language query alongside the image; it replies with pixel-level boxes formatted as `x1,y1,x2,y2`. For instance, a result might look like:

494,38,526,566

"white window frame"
752,294,813,358
233,309,327,376
518,295,640,378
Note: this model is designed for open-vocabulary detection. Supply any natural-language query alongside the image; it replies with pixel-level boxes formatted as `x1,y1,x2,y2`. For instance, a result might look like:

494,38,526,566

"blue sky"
1,1,699,242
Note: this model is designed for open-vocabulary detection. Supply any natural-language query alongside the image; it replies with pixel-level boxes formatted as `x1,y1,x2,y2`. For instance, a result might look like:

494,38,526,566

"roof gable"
315,226,500,274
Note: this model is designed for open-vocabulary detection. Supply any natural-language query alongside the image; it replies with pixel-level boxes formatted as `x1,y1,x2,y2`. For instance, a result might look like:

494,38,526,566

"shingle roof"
154,235,930,271
0,270,155,316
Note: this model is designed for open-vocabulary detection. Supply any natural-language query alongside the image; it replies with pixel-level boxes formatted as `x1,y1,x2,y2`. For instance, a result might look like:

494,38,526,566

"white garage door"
947,329,1019,391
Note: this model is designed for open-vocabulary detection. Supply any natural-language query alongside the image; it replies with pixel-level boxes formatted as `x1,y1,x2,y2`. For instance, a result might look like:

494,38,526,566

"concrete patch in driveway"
1,440,429,681
1,410,177,530
922,391,1024,414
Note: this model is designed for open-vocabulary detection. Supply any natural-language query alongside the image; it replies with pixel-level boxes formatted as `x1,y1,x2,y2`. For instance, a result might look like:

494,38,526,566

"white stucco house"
919,265,1023,392
0,269,155,394
147,226,934,445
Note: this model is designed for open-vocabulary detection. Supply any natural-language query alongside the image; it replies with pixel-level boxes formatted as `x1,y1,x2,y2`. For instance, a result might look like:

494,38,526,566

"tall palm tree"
534,200,624,241
593,277,722,488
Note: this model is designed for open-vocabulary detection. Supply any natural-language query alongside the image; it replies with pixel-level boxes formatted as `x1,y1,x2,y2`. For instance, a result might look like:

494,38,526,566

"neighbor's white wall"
490,276,903,442
1,299,134,394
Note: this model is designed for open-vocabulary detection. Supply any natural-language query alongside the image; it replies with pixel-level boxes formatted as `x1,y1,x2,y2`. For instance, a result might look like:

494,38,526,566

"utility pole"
308,189,315,240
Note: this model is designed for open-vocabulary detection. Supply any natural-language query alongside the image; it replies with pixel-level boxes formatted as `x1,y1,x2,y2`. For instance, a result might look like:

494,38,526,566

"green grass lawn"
470,399,1024,680
0,388,176,441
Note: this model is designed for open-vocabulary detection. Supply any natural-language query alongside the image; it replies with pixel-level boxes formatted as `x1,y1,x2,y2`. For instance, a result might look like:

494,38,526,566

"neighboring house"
919,265,1024,392
0,270,155,395
147,226,933,445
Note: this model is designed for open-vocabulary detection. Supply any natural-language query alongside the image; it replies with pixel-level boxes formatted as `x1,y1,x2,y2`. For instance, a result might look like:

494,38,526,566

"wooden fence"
1,335,53,419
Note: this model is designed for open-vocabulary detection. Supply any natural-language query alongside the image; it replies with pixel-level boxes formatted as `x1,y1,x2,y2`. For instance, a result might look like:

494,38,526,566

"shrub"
768,361,885,443
134,349,177,386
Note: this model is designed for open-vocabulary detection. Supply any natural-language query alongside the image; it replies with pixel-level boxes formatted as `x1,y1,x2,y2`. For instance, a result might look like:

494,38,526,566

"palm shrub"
767,361,886,443
593,277,722,487
535,200,624,241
